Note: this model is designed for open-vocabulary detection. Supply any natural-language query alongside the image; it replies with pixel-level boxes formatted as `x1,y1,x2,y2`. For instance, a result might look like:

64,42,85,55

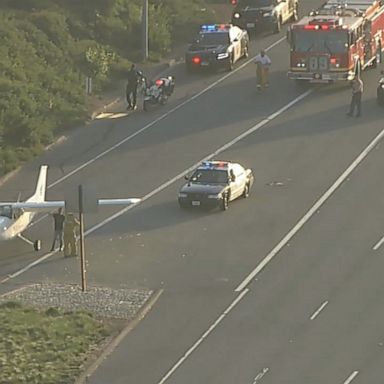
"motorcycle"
143,76,175,111
377,70,384,106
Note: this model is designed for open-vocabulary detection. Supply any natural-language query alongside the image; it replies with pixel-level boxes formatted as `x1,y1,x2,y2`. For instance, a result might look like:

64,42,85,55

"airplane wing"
0,201,65,212
98,198,141,206
0,198,141,212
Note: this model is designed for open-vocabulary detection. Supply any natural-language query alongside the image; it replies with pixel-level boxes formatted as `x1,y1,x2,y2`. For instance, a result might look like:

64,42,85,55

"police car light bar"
201,24,217,32
201,160,229,168
201,24,231,32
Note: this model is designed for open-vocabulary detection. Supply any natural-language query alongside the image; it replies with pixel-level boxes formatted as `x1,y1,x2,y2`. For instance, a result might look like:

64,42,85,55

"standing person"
347,76,363,117
126,64,145,110
254,49,272,91
50,208,65,252
63,213,80,258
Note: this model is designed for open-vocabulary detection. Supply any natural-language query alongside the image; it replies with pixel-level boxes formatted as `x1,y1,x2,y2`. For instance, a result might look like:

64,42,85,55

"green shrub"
0,0,226,176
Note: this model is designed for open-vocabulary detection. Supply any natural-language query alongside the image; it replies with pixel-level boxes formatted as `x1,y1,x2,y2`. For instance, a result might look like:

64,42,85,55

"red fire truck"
287,0,384,82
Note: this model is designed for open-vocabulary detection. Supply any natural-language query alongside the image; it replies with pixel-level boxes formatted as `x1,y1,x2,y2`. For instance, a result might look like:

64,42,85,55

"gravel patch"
0,283,153,320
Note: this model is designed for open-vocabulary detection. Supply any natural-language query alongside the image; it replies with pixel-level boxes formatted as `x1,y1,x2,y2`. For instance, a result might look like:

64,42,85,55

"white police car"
185,24,249,72
178,161,254,210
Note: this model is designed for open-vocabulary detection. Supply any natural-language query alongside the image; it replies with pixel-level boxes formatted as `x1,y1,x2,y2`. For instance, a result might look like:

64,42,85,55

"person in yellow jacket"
63,213,80,257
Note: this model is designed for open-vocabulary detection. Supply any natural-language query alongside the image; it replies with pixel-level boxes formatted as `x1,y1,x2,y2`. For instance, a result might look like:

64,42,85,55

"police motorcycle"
143,76,175,111
377,70,384,106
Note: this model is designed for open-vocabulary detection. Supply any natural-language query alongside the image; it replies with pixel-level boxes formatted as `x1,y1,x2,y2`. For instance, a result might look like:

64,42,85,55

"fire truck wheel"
371,50,380,68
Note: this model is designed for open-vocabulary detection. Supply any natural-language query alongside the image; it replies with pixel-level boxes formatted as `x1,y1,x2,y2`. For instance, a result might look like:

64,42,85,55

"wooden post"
142,0,149,61
78,185,87,292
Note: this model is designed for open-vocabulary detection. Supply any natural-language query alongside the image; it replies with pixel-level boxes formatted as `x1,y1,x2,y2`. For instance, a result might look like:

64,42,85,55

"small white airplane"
0,165,141,250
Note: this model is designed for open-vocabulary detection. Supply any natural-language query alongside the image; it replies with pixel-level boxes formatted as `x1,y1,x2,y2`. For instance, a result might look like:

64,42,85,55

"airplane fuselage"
0,211,35,241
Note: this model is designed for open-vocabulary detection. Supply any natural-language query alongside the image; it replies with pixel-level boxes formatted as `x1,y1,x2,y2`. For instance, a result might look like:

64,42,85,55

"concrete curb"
75,288,164,384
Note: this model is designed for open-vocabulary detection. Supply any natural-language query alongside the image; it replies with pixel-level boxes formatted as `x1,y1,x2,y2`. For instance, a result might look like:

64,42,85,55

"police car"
231,0,299,34
178,161,254,211
185,24,249,72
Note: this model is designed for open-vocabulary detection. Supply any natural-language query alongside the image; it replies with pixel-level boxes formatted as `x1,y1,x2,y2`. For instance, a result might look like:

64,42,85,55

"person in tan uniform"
254,49,271,91
63,213,80,257
346,76,363,118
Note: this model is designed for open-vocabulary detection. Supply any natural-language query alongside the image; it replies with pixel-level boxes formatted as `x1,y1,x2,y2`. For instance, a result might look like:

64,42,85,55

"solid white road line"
235,124,384,292
24,38,287,230
85,90,311,237
47,37,286,190
343,370,359,384
156,288,250,384
0,87,311,285
310,300,329,320
3,251,56,282
372,235,384,250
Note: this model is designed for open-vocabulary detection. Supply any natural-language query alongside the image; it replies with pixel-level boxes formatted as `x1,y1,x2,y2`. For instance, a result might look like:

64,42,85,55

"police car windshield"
293,30,348,53
238,0,272,6
190,169,228,184
197,32,229,46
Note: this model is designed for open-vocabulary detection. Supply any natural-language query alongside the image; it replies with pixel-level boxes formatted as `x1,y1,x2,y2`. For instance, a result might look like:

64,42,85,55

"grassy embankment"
0,301,113,384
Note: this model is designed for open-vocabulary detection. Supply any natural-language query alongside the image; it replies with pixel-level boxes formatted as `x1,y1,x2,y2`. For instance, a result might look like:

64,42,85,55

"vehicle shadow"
94,199,221,236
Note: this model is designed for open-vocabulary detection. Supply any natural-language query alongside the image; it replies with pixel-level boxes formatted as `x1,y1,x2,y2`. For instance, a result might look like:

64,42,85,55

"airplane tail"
28,165,48,202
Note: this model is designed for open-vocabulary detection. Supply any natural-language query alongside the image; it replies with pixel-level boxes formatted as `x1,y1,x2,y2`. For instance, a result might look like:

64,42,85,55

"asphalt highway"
1,1,384,382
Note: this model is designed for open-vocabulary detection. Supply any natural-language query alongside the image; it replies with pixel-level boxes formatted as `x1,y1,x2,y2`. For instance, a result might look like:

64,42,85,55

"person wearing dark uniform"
347,76,363,117
63,213,80,257
126,64,145,110
50,208,65,252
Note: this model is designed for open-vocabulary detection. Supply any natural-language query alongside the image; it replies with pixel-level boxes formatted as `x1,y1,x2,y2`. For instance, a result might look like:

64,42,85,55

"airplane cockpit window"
13,208,23,219
0,205,13,219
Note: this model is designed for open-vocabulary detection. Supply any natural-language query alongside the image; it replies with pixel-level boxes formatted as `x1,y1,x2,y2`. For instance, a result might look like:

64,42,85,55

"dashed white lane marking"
48,36,286,190
310,300,329,320
157,288,250,384
235,124,384,292
343,370,359,384
372,235,384,250
252,367,269,383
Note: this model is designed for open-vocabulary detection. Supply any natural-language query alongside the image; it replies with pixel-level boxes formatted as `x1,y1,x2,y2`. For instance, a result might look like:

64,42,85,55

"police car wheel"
243,45,249,59
221,193,229,211
274,18,281,34
227,56,234,71
34,240,41,251
242,183,249,198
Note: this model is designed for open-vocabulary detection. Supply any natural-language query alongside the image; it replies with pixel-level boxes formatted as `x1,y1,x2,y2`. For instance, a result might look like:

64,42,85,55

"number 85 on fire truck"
287,0,384,83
